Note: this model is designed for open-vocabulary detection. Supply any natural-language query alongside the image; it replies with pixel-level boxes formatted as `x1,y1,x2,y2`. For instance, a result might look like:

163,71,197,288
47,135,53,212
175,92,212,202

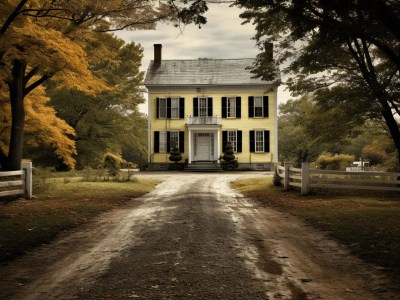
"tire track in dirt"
211,175,397,299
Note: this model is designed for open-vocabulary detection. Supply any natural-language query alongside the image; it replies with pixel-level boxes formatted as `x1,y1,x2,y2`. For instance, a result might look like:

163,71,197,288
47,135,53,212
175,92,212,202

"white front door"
195,133,212,161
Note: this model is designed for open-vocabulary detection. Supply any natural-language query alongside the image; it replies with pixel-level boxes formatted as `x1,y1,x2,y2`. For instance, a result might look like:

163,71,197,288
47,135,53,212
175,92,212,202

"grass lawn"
231,177,400,279
0,178,160,263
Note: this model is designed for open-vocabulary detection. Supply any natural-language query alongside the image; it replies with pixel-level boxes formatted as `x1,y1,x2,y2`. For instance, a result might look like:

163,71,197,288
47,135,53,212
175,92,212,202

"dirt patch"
0,172,398,299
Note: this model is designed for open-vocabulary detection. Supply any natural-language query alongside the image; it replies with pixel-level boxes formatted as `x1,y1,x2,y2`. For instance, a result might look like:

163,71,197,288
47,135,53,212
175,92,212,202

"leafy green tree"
278,95,343,167
362,136,398,171
48,38,146,169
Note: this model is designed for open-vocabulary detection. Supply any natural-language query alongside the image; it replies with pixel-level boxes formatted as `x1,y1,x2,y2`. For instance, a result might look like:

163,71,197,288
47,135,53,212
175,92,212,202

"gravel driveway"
0,172,396,299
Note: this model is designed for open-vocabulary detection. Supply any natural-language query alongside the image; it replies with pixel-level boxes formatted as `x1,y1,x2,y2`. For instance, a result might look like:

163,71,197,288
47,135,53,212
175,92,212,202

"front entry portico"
187,118,221,164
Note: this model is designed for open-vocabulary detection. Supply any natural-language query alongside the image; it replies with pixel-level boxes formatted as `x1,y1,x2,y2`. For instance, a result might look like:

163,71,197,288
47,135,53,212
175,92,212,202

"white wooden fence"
0,162,32,199
277,162,400,195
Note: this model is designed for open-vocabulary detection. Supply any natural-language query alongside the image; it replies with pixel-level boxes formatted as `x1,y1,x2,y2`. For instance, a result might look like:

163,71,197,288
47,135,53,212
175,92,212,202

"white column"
216,129,220,162
188,128,192,163
274,88,279,163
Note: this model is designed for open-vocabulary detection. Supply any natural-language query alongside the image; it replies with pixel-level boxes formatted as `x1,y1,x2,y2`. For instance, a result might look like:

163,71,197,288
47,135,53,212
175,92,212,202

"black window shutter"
167,97,172,119
264,130,270,152
263,96,269,117
179,98,185,119
237,130,242,152
236,97,241,118
156,98,160,118
154,131,160,153
193,97,198,117
248,96,254,118
222,131,228,149
179,131,184,153
207,97,213,116
249,130,255,152
167,131,171,153
222,97,227,118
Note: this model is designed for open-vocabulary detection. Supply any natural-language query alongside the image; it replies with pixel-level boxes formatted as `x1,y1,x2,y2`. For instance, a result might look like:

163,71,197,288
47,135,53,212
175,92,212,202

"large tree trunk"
5,60,26,171
380,99,400,171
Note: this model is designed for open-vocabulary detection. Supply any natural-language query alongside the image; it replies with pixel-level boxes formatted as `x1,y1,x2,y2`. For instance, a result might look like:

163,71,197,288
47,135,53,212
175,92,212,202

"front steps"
185,161,222,172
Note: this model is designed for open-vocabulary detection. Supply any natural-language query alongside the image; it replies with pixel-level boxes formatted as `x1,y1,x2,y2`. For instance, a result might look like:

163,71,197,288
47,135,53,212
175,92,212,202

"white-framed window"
171,98,179,119
227,97,236,118
159,131,167,153
170,131,179,151
254,96,263,118
227,131,237,152
158,98,167,118
255,130,264,152
199,97,208,117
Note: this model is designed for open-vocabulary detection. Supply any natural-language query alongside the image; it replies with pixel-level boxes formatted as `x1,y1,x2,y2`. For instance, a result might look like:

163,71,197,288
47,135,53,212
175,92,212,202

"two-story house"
144,44,280,171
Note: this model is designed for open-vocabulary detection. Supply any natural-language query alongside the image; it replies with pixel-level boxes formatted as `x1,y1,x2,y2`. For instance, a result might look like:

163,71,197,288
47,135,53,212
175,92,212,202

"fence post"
21,161,32,199
284,163,292,191
301,162,310,196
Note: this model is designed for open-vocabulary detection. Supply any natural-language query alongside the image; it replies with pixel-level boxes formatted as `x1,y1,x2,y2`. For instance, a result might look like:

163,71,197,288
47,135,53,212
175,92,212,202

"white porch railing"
187,116,221,125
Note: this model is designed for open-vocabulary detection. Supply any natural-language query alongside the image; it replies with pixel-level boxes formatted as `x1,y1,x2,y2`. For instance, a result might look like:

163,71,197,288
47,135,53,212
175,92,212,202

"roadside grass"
231,177,400,279
0,179,160,263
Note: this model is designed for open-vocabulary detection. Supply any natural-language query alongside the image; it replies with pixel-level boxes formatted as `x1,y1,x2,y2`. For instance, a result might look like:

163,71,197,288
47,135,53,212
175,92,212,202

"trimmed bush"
316,153,354,170
222,142,238,170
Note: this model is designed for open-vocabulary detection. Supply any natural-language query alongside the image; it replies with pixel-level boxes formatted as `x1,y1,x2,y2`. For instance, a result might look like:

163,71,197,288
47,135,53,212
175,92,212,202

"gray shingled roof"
144,58,279,86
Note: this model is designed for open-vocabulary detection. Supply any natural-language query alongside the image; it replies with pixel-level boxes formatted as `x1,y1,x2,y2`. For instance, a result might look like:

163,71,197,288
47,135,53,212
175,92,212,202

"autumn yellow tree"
0,0,177,170
0,85,77,168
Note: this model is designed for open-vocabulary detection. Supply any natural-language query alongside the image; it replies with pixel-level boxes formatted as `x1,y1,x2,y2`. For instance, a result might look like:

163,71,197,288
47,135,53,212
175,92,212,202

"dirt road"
0,173,396,299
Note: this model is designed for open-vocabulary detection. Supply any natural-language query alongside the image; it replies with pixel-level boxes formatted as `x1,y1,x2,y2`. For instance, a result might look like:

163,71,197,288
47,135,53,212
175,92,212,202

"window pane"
159,98,167,118
159,132,167,153
171,98,179,119
254,96,263,117
227,97,236,118
227,131,237,152
170,131,179,151
199,97,207,117
255,130,264,152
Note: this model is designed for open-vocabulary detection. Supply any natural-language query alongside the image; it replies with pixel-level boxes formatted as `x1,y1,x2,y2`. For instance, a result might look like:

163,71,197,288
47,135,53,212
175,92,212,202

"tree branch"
23,66,40,86
24,73,52,95
0,0,28,35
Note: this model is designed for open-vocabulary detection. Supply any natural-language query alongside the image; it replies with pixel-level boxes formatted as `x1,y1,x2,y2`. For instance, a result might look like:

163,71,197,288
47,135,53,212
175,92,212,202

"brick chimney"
265,42,273,61
154,44,162,66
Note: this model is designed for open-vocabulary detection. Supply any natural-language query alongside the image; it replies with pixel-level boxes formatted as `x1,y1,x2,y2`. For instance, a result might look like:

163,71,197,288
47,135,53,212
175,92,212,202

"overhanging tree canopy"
0,0,198,170
233,0,400,168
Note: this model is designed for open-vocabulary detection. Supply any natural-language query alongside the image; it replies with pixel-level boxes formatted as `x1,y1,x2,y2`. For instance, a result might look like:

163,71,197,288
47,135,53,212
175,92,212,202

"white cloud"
116,3,291,113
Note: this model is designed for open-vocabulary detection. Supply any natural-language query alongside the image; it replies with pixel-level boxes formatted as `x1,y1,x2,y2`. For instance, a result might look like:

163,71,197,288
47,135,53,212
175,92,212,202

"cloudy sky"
116,3,291,113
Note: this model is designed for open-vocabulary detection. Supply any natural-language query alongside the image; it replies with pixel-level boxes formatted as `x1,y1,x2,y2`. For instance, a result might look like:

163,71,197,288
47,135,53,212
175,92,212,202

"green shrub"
102,153,124,176
169,146,182,164
222,142,238,170
316,153,354,170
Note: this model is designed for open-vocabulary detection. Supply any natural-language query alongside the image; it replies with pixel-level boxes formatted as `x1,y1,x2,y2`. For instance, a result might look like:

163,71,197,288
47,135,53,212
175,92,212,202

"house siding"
149,88,278,167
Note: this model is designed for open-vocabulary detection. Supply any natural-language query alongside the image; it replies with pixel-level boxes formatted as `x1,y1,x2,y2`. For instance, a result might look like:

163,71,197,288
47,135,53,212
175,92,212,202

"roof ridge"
149,58,255,62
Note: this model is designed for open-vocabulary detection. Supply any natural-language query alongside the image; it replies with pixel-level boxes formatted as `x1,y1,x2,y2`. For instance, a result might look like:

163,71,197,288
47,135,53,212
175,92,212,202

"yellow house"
144,44,280,171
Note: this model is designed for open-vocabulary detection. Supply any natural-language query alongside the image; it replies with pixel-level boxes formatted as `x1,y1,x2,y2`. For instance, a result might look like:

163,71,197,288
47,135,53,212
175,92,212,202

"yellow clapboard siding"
150,90,277,164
